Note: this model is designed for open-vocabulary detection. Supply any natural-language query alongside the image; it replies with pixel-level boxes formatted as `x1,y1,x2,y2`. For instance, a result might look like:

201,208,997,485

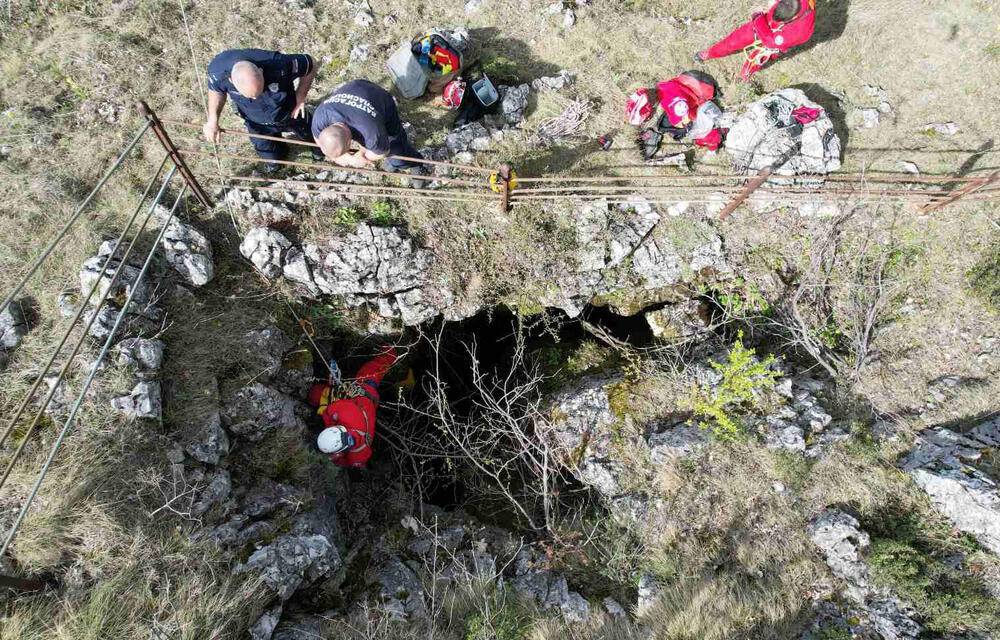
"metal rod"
919,170,1000,214
510,184,949,196
0,156,171,451
719,167,774,220
498,164,512,213
0,167,178,492
0,121,151,317
246,184,495,204
514,172,987,185
180,148,488,188
160,118,494,174
222,174,490,199
138,102,214,209
508,191,932,203
0,185,188,559
0,573,45,592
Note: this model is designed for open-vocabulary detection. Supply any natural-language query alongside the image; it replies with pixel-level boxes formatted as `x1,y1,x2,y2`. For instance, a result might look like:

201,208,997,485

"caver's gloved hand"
637,128,664,160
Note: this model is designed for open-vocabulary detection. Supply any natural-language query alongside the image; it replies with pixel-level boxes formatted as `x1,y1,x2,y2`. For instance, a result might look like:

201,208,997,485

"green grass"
866,512,1000,635
968,235,1000,311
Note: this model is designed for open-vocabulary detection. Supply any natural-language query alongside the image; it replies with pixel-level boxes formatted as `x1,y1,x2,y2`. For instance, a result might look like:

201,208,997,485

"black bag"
454,61,502,128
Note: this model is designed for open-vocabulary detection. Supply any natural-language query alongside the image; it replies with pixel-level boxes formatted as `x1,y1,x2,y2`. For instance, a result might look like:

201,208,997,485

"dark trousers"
245,114,314,162
382,99,423,170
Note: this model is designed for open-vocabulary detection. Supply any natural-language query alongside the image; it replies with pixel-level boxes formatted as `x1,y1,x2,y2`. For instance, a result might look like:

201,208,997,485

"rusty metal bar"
224,175,495,201
0,573,45,592
919,170,1000,214
515,172,988,185
137,102,214,208
498,164,512,213
180,148,487,189
246,184,495,204
160,118,494,175
511,184,950,197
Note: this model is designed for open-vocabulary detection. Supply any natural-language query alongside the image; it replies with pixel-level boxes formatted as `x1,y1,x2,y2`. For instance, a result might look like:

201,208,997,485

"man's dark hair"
772,0,801,21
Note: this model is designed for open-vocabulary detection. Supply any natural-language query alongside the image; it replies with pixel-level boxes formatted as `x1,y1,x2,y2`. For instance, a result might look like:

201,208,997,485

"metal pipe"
246,184,495,204
180,148,488,188
0,155,171,450
510,184,950,196
515,172,987,185
138,102,214,209
224,174,495,199
0,166,178,491
0,185,188,559
160,118,494,174
0,121,151,317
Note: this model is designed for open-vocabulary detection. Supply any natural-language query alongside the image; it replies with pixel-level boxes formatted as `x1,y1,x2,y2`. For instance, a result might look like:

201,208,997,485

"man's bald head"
316,124,351,160
231,61,264,99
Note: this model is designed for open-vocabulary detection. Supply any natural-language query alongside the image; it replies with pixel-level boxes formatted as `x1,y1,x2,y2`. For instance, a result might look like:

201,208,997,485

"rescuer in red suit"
696,0,817,82
307,346,398,469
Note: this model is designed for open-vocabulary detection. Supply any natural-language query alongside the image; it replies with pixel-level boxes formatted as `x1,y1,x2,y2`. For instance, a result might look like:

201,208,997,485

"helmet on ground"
443,79,466,109
317,426,355,454
625,88,654,126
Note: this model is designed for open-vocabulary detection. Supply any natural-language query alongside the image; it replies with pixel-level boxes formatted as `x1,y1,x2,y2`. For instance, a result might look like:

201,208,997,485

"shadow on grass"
790,82,849,160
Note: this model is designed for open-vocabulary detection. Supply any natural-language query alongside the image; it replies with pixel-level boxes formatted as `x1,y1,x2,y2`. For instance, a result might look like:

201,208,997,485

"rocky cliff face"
900,416,1000,555
237,196,730,328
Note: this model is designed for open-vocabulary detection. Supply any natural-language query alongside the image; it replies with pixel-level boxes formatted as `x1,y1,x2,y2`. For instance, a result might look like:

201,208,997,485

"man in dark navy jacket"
312,79,425,181
204,49,318,168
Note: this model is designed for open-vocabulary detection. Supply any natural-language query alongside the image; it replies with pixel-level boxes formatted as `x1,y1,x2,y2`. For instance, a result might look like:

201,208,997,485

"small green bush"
691,331,779,441
369,200,401,226
334,206,363,227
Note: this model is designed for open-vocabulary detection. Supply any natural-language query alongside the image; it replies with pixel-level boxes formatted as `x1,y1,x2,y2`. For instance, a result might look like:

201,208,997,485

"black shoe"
311,149,325,162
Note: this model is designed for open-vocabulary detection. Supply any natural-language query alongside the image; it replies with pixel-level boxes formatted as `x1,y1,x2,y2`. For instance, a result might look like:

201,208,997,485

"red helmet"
625,88,654,126
443,79,466,109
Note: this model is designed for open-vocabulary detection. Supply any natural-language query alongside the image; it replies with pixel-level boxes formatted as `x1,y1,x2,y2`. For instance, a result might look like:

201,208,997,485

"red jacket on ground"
703,0,816,79
307,347,397,469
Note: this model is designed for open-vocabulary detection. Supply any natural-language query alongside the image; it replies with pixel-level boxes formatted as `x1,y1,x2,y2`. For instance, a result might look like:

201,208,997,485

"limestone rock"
244,326,293,380
222,383,304,442
115,337,164,374
250,604,283,640
636,573,662,616
807,510,922,639
110,381,161,420
445,122,493,154
925,121,959,136
512,548,590,621
901,419,1000,554
0,299,31,351
376,556,427,619
185,411,230,465
532,70,573,92
192,468,233,518
154,207,214,286
239,534,341,601
727,88,842,179
240,227,292,278
499,84,530,126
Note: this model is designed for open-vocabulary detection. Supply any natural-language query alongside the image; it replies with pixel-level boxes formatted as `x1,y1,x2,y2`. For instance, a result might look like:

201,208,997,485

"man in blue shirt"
204,49,318,169
312,80,425,182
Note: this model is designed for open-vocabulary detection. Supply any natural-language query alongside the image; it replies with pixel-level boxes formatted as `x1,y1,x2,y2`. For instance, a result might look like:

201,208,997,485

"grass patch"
968,234,1000,311
866,511,1000,635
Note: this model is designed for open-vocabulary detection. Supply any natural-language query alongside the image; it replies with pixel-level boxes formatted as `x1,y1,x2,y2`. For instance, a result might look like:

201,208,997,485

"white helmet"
317,426,354,454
